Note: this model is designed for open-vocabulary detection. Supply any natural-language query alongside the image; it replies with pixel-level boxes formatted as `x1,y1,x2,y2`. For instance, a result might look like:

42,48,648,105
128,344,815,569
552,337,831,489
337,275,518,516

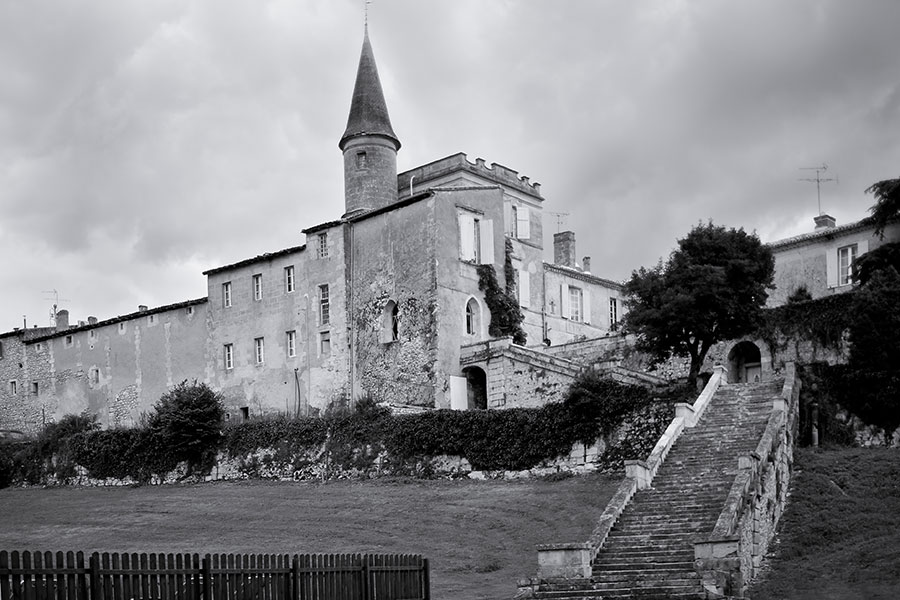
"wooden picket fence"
0,551,429,600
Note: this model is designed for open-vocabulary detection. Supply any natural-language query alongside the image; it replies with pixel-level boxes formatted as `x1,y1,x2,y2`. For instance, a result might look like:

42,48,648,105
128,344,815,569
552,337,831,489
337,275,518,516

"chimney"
138,305,148,312
55,309,69,330
87,316,98,325
814,214,836,230
582,256,592,273
554,231,577,268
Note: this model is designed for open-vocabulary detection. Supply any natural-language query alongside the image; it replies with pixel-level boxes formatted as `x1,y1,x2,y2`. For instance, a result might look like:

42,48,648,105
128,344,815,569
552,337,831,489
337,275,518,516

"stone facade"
0,30,629,430
767,215,900,306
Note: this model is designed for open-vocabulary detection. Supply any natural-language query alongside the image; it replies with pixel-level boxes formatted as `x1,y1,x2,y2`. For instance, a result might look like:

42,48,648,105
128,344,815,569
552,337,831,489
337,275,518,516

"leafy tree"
837,267,900,444
851,177,900,286
148,380,224,475
864,177,900,238
623,222,775,385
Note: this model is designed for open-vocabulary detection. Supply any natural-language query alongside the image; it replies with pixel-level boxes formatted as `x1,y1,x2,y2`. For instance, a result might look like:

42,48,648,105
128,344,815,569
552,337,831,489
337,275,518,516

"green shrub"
148,380,224,476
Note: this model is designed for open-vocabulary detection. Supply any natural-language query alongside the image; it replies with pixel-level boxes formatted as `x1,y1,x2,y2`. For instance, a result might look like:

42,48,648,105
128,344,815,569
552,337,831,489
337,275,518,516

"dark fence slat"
0,551,430,600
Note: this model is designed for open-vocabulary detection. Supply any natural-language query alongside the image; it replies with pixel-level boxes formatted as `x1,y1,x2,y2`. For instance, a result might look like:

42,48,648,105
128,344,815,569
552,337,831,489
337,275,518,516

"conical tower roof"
339,29,400,150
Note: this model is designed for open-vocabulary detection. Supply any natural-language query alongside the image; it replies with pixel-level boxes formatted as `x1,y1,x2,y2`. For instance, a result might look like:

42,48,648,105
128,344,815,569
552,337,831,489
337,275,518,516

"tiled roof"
202,245,306,275
544,262,624,289
28,298,209,343
767,219,874,250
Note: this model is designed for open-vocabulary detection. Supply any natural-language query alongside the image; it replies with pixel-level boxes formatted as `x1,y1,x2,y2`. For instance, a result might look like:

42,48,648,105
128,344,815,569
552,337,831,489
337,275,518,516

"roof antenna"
547,211,570,233
798,163,838,215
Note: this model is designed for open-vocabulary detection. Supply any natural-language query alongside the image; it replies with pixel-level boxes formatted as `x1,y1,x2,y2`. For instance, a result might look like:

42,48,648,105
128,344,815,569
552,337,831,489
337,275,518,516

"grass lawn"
0,473,620,600
748,447,900,600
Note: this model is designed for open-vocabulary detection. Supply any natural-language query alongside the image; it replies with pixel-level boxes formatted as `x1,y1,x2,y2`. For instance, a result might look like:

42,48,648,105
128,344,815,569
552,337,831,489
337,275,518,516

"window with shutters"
569,287,583,322
609,298,619,329
224,344,234,370
458,211,494,264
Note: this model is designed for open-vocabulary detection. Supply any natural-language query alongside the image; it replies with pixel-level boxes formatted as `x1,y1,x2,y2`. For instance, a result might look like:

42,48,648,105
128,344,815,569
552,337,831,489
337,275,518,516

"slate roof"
339,28,400,150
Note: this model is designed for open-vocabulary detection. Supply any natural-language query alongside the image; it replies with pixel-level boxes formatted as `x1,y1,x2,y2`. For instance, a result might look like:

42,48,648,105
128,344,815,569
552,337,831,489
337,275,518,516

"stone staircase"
530,379,782,599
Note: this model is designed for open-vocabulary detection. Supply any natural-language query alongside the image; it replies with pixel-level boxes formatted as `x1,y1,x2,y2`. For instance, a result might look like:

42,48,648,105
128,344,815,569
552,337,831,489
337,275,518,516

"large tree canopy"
623,222,775,385
864,177,900,238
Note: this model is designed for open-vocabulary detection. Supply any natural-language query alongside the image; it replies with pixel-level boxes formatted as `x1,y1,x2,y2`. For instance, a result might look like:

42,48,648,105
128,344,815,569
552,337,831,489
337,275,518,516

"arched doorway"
462,366,487,410
728,341,762,383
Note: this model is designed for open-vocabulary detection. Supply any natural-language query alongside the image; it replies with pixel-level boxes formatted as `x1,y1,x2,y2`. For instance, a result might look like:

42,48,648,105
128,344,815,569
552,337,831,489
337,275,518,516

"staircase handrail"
695,362,801,598
591,364,727,559
527,364,730,586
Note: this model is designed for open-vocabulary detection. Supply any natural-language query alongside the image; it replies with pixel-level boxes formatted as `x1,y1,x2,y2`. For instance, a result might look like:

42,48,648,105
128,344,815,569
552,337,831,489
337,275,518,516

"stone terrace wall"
460,338,581,408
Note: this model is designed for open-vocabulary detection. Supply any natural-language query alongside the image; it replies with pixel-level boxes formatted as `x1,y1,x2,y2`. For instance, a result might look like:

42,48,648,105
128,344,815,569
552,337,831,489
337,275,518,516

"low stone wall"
694,363,801,598
42,438,604,488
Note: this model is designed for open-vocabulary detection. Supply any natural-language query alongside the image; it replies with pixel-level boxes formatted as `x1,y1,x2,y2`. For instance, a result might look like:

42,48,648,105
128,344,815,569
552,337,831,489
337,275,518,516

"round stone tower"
339,28,401,216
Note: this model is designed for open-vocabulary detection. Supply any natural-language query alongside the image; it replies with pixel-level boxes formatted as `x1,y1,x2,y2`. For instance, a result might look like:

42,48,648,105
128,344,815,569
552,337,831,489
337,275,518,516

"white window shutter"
519,271,531,308
449,376,467,410
826,248,838,288
504,202,512,236
583,288,591,324
479,219,494,264
858,239,869,255
459,213,475,261
560,284,570,318
517,206,531,239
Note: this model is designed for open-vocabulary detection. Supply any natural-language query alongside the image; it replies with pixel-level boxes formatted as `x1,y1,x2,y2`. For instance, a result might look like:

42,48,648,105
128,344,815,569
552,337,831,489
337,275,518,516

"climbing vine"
477,239,527,344
756,292,856,361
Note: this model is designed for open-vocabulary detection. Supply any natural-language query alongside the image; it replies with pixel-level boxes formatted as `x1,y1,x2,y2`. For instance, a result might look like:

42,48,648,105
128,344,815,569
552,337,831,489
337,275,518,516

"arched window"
465,298,480,336
381,300,399,343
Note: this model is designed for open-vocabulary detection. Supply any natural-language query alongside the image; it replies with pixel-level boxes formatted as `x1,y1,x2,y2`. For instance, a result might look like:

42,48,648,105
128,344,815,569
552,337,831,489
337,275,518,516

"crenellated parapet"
397,152,543,199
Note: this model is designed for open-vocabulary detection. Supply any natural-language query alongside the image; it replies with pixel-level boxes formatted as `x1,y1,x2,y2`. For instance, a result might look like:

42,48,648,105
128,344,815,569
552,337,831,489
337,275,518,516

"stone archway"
728,341,762,383
462,366,487,410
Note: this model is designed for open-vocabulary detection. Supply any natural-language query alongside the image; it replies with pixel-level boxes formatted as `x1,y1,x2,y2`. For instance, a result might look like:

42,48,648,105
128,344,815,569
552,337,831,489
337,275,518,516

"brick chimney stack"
814,214,836,230
55,309,69,330
582,256,591,273
554,231,577,268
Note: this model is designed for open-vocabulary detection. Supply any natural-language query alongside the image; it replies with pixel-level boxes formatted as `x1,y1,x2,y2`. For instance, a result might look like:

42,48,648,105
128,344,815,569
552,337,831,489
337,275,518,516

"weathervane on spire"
364,0,372,28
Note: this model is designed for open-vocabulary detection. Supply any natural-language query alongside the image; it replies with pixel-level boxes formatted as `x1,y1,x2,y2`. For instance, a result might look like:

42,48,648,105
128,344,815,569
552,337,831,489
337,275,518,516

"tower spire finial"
364,0,371,29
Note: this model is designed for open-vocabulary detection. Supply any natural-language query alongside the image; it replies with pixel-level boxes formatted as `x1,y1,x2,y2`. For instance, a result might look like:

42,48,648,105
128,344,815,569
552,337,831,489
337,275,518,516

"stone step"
592,561,694,573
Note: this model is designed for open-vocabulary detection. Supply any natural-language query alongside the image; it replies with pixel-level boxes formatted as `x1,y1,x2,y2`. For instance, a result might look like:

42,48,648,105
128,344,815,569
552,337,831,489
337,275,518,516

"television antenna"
42,289,70,325
798,163,838,215
547,211,570,233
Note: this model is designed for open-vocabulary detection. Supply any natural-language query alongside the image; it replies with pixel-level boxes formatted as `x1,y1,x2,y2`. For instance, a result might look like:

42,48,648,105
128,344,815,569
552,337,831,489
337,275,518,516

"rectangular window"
65,335,73,347
31,382,39,396
569,287,583,322
253,274,263,301
284,266,295,293
838,244,858,286
186,306,194,315
9,381,16,395
119,322,126,333
320,331,331,356
317,233,329,259
458,212,494,264
319,284,330,325
509,205,518,238
223,282,232,308
287,330,296,358
35,342,43,351
224,343,234,370
89,330,96,339
609,298,618,329
255,337,265,364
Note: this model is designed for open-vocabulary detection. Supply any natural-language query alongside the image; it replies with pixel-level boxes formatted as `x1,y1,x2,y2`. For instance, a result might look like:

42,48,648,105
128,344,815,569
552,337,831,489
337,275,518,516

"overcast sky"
2,0,899,331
